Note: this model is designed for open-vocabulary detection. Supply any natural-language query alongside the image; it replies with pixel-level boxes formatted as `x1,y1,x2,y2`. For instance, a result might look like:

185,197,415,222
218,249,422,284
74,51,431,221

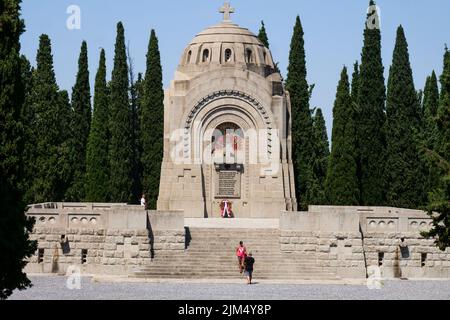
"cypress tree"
65,41,91,201
423,72,439,125
19,55,35,202
141,29,164,210
286,16,315,210
257,21,270,48
85,49,110,202
325,67,359,205
28,34,68,202
422,48,450,249
351,61,360,103
109,22,133,203
56,89,73,199
127,47,142,204
356,1,386,206
421,71,440,195
0,0,37,299
310,108,329,204
436,48,450,162
385,26,426,208
134,72,144,199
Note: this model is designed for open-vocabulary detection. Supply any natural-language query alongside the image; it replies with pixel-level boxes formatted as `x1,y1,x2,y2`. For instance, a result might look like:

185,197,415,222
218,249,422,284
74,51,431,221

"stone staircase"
131,226,339,280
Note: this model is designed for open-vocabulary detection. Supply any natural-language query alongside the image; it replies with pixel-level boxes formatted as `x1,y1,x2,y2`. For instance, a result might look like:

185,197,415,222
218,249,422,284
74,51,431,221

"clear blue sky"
20,0,450,139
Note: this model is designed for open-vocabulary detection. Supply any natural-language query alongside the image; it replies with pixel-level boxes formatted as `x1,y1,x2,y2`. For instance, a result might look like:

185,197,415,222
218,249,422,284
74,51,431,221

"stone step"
148,257,318,263
137,262,323,268
131,226,337,280
186,245,281,249
139,262,321,268
131,274,339,280
150,255,318,261
150,255,317,260
136,268,327,274
186,249,281,252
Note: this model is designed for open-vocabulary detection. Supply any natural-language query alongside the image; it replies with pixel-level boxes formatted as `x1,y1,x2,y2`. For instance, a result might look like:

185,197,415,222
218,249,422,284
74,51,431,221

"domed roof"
189,22,263,46
177,3,279,79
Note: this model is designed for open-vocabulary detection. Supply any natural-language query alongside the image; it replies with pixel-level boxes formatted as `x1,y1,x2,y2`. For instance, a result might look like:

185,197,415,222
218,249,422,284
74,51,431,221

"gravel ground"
8,276,450,300
10,276,450,300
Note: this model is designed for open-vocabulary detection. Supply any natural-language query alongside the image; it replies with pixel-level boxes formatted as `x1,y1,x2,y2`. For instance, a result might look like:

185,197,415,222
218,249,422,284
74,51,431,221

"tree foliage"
0,0,37,300
286,16,315,210
140,30,164,209
326,67,359,205
85,49,110,202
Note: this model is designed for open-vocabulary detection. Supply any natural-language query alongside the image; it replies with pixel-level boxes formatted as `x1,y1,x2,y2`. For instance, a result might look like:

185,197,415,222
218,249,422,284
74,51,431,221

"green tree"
421,167,450,251
286,16,315,210
436,48,450,163
85,49,110,202
356,1,386,206
421,71,441,196
56,90,73,199
325,67,359,205
141,29,164,209
385,26,427,208
19,55,35,203
0,0,37,300
65,41,91,201
109,22,133,203
28,34,69,202
422,47,450,251
351,61,360,102
310,108,329,204
258,21,269,48
422,72,440,148
127,46,142,204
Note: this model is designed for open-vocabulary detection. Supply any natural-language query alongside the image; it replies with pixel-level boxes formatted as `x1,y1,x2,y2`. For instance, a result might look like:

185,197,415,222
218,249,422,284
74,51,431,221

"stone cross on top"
220,1,235,22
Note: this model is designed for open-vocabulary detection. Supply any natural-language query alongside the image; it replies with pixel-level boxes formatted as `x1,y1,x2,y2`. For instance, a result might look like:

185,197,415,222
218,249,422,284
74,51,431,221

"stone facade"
25,203,450,279
157,15,296,218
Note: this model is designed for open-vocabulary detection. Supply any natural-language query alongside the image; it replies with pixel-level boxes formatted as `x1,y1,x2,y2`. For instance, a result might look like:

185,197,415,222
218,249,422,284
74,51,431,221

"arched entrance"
211,122,245,166
211,122,244,218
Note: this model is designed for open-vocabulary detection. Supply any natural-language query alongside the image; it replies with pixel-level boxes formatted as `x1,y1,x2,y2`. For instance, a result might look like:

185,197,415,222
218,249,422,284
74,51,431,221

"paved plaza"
8,276,450,300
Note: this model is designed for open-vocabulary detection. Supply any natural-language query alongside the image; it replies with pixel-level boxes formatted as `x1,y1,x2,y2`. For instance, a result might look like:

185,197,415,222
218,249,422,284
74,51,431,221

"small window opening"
246,49,253,63
421,253,427,267
225,49,232,62
187,50,192,64
202,49,209,62
38,249,44,264
81,249,88,264
378,252,384,267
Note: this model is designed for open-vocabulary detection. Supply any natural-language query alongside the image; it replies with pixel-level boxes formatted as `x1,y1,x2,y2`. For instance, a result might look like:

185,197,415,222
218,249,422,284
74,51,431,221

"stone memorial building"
157,2,296,218
24,3,450,280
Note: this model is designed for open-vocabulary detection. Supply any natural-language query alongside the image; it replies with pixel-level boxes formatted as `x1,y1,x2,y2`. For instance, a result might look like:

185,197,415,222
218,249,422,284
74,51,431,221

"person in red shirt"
235,241,247,274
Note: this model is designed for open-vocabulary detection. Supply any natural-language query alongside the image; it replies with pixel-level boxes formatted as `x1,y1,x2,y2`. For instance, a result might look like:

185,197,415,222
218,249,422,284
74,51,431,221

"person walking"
235,241,247,274
243,252,255,285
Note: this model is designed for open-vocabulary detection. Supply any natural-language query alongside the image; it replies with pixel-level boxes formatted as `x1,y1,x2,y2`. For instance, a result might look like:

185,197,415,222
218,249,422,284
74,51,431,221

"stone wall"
280,208,366,278
25,203,186,275
360,208,450,278
280,206,450,279
148,210,186,253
